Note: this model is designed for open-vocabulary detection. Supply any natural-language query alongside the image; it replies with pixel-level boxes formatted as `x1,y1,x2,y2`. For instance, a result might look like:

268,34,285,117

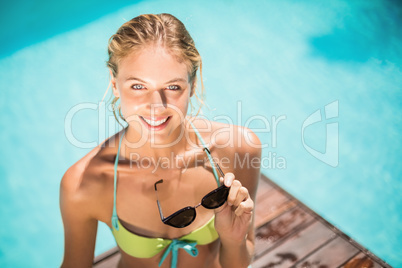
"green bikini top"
110,121,220,268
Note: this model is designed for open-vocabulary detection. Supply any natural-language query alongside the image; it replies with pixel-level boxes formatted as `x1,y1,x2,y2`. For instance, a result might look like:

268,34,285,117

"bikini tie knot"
158,239,198,268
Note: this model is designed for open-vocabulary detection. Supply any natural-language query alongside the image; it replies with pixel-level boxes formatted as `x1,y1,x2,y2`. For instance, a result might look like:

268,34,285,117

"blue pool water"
0,0,401,267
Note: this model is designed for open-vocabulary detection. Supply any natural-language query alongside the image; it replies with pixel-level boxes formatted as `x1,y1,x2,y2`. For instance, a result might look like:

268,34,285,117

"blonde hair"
106,13,205,123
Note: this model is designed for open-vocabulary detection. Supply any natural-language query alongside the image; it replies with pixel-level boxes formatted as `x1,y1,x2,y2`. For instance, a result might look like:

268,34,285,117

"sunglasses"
154,149,230,228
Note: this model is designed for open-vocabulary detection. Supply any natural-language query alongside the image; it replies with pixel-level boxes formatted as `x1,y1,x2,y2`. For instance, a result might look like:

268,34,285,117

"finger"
232,186,249,208
214,202,228,214
227,179,241,206
224,172,235,187
234,198,254,217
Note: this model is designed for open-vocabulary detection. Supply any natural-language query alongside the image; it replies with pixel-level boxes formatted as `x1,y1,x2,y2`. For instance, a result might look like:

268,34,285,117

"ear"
110,69,119,98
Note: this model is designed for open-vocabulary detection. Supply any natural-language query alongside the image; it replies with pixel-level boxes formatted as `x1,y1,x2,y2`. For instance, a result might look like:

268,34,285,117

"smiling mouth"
140,116,170,128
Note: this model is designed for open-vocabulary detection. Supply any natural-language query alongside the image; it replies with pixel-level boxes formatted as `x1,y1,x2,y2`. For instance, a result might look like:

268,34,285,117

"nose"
147,89,167,114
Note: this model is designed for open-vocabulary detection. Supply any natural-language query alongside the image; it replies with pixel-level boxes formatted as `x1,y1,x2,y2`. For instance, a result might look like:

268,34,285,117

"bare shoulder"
191,117,261,199
61,146,100,195
60,146,102,216
191,117,262,157
60,132,121,218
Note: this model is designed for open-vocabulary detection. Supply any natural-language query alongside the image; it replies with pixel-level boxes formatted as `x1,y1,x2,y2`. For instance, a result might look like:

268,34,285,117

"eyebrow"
126,77,188,84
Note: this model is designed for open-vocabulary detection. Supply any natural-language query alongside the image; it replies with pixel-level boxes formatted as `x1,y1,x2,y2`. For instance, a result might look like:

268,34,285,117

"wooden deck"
93,174,392,268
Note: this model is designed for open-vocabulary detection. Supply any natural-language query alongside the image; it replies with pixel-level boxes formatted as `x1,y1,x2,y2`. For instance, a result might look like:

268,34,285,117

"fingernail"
225,178,230,187
228,202,233,206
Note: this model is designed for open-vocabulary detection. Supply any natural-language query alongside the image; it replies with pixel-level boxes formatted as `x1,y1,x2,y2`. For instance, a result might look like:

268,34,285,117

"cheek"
119,96,143,118
172,94,191,114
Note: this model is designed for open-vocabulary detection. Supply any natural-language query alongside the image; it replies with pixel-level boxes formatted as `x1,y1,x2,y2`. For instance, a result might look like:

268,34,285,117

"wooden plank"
293,236,360,268
254,205,315,258
341,252,384,268
254,186,295,228
253,221,336,268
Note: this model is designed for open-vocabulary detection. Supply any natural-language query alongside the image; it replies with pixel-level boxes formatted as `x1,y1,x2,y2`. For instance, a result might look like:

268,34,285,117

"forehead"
117,45,190,82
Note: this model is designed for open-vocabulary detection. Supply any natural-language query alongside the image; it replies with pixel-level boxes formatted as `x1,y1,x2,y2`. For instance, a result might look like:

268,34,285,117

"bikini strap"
188,120,221,186
112,130,126,230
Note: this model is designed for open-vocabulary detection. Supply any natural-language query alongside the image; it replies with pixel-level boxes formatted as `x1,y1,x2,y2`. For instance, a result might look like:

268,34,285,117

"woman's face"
111,45,193,145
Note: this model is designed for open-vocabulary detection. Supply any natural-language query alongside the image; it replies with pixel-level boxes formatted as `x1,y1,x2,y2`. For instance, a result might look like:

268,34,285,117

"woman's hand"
214,172,254,244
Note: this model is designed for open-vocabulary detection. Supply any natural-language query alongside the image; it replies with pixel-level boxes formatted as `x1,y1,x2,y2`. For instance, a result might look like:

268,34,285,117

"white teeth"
142,117,168,126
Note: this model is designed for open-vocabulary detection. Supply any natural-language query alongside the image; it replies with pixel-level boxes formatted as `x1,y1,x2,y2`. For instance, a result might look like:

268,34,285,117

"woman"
60,13,261,268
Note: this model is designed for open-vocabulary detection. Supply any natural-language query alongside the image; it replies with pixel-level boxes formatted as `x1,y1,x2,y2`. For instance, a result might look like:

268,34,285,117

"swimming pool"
0,0,401,267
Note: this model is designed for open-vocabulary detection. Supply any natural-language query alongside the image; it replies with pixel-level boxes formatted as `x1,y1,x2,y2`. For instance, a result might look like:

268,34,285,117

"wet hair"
106,13,204,122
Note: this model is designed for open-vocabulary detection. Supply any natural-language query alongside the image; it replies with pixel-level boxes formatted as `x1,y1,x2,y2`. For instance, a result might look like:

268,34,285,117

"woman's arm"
59,166,98,268
216,127,261,268
217,174,256,268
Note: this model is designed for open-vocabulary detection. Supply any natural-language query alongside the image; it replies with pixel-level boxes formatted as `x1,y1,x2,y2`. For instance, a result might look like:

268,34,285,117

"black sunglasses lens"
201,186,230,209
165,207,196,228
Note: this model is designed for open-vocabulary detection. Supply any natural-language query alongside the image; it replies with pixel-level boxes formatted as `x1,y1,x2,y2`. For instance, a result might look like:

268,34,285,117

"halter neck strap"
188,120,220,185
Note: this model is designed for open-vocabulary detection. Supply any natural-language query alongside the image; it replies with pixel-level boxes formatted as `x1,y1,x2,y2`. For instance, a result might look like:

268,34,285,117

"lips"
140,116,171,130
142,117,168,126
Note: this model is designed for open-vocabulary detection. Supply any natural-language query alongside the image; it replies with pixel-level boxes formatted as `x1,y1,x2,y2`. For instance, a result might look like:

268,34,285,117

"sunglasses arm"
154,179,165,221
156,200,165,220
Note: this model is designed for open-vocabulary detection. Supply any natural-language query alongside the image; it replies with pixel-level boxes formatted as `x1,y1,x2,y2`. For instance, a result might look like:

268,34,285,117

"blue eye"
132,84,145,90
167,85,180,90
